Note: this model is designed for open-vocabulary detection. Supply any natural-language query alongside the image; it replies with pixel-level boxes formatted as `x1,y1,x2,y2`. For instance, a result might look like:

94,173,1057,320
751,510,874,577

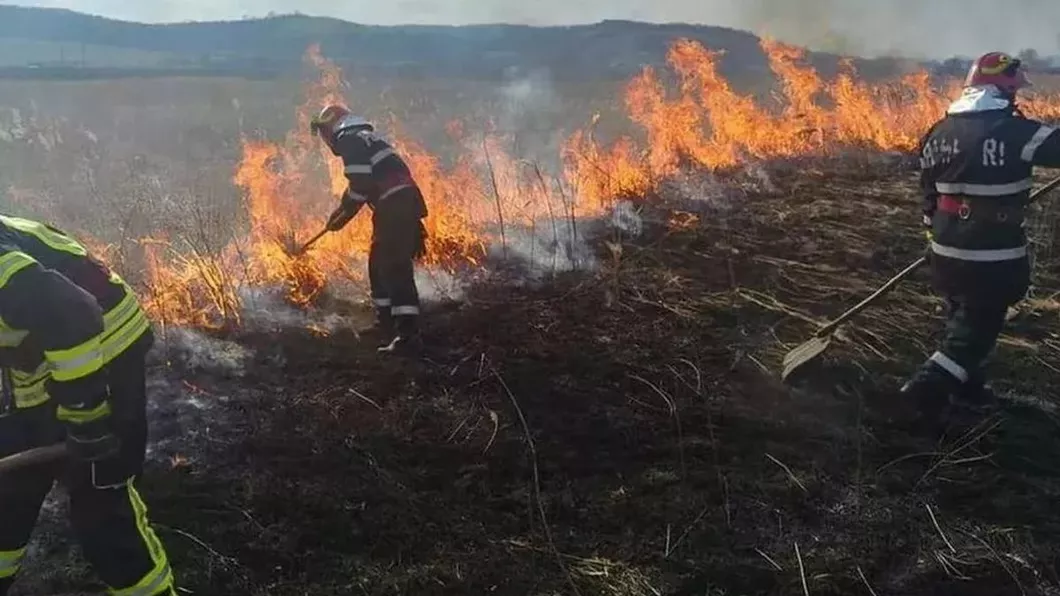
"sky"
13,0,1060,59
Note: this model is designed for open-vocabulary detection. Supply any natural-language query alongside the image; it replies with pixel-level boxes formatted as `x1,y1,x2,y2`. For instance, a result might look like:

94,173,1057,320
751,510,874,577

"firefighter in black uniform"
0,215,174,595
902,51,1060,425
310,104,429,355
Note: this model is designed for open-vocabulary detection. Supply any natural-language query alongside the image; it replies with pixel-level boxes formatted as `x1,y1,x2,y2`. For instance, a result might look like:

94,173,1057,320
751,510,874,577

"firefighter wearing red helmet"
901,51,1060,428
310,104,429,355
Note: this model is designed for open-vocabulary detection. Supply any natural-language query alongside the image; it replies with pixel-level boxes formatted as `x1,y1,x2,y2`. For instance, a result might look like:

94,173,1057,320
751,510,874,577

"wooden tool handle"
1029,174,1060,205
816,256,927,336
0,443,67,475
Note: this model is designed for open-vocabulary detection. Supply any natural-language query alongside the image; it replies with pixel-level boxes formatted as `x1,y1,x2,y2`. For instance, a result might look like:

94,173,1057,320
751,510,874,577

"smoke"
156,327,254,376
611,201,642,236
488,215,597,275
21,0,1060,59
498,70,559,126
495,69,565,168
415,267,466,301
734,0,1060,59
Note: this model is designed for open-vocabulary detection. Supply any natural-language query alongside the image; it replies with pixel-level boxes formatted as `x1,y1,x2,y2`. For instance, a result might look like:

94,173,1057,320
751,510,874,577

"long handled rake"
781,174,1060,382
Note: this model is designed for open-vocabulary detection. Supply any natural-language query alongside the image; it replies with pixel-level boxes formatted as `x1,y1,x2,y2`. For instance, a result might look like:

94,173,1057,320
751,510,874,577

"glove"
326,191,366,231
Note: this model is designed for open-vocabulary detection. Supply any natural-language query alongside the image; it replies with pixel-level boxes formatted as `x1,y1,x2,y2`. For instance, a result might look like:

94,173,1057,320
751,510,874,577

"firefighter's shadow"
991,397,1060,478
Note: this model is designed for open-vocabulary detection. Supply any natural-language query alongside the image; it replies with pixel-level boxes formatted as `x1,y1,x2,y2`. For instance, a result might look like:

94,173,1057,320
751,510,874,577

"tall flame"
134,38,1060,327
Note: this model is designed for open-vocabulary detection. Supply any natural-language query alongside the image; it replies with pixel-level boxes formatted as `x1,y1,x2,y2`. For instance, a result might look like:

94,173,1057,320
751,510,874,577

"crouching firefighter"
310,104,429,355
0,215,174,595
901,51,1060,425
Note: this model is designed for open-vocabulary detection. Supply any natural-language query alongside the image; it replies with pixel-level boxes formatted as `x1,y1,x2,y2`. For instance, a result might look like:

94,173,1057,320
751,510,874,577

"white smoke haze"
141,271,464,333
144,332,253,468
236,286,343,332
143,374,222,460
488,214,599,276
154,327,253,376
415,267,466,302
16,0,1060,58
661,171,739,212
611,200,643,237
494,69,567,169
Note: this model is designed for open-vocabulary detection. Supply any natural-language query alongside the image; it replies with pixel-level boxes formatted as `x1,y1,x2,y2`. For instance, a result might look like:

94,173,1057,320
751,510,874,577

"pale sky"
12,0,1060,59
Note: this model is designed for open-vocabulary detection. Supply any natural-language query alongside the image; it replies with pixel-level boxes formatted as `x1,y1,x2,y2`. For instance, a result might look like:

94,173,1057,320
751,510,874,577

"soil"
12,162,1060,596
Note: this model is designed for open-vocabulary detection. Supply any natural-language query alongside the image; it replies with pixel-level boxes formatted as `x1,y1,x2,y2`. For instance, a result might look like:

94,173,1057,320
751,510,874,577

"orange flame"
132,38,1060,327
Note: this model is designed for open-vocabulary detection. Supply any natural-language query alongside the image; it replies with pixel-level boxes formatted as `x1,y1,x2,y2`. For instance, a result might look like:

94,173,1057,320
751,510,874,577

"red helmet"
964,52,1032,93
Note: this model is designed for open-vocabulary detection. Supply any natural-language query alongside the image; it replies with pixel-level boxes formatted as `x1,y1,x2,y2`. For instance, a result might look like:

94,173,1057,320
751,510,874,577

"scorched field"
4,38,1060,596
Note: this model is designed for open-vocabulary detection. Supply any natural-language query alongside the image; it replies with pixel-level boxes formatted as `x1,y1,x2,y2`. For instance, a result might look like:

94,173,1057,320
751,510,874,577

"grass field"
2,39,1060,596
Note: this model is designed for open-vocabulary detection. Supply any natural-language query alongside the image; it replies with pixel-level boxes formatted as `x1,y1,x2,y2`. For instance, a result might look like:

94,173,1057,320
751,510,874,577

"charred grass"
14,163,1060,595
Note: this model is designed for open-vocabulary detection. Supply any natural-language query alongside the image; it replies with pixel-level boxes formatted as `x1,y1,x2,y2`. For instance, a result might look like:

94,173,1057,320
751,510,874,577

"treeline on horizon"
0,5,1056,82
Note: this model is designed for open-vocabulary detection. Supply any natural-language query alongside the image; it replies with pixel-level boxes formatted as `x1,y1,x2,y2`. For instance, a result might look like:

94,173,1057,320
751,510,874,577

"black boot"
952,371,1000,413
899,364,958,432
378,314,423,356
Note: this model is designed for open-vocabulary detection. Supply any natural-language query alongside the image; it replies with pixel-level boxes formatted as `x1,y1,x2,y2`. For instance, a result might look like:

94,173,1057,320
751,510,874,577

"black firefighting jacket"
0,215,152,428
331,121,428,223
917,85,1060,304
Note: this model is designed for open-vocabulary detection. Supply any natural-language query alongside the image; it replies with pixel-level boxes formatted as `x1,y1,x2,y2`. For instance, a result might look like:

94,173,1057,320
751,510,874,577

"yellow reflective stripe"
0,215,87,256
109,564,173,596
103,290,139,333
13,370,49,409
45,336,104,382
12,363,48,384
109,481,173,596
0,250,35,287
6,313,146,413
0,328,28,347
13,387,48,409
1,291,148,415
99,283,150,364
102,311,150,363
0,278,147,417
56,400,111,424
0,547,26,579
0,389,48,418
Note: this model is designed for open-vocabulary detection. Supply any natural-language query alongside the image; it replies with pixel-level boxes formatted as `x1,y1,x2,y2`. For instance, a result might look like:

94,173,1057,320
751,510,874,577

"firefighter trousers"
906,297,1009,398
368,211,426,329
0,345,174,596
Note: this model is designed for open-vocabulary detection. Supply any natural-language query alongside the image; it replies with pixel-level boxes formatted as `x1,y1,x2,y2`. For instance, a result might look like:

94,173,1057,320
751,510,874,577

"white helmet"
335,113,373,133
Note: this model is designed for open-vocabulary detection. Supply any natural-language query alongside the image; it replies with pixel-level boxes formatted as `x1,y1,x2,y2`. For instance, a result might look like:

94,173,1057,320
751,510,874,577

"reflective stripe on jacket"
0,215,150,417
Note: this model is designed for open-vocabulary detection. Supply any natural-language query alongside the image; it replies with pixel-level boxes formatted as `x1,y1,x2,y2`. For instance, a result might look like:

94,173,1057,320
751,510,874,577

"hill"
0,4,916,81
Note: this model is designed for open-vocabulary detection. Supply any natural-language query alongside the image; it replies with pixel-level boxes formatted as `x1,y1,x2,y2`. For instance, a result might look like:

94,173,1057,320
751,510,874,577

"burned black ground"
14,165,1060,595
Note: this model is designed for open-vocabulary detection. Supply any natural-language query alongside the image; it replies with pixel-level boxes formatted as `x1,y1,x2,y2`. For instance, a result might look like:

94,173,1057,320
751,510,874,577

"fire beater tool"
293,228,329,256
781,174,1060,381
278,227,329,257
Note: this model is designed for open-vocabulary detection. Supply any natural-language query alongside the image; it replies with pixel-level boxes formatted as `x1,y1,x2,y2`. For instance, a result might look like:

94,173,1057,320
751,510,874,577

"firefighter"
0,215,174,595
902,51,1060,425
310,104,429,355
